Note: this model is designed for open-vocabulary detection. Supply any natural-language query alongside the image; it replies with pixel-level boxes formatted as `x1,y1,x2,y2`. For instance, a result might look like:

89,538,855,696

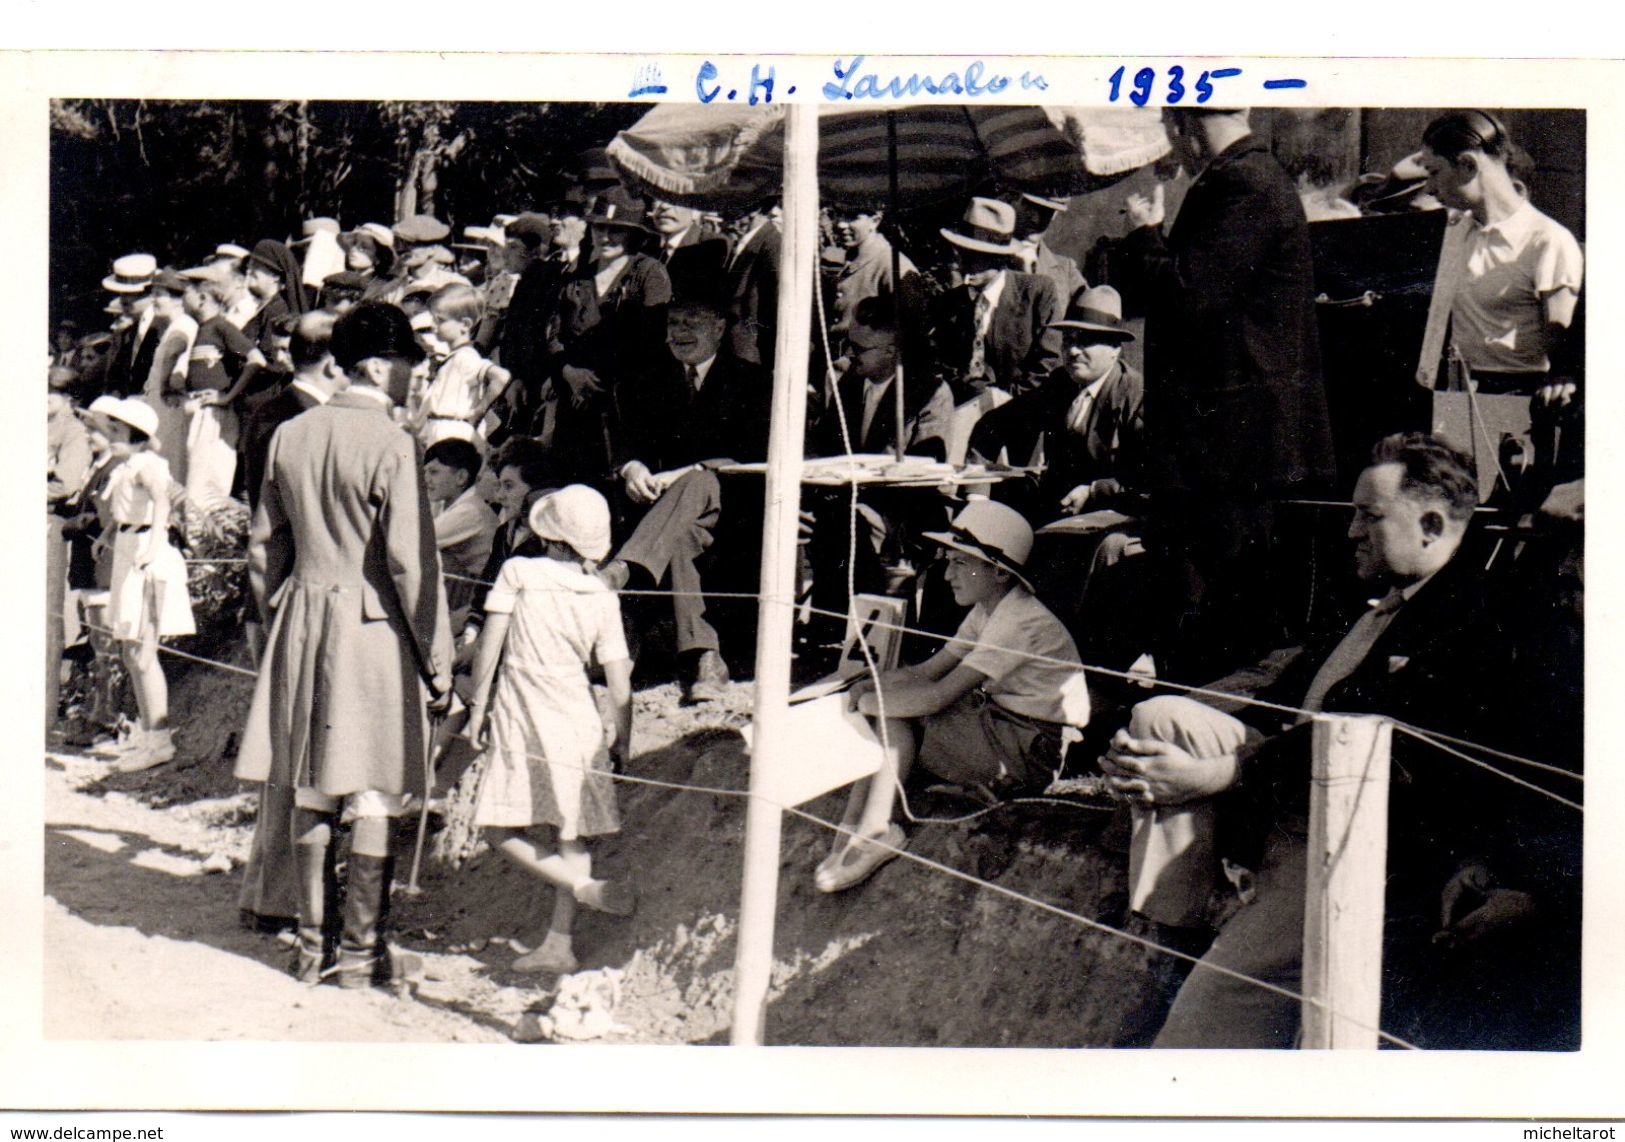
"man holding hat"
931,197,1064,402
816,498,1091,893
235,301,452,988
1012,193,1087,304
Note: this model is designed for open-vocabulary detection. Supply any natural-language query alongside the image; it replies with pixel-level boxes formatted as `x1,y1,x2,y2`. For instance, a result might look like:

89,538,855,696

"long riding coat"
235,389,452,799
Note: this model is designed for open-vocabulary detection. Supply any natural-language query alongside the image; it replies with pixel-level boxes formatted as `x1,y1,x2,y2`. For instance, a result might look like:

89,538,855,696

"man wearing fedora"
969,284,1150,666
931,197,1065,403
970,284,1146,522
1013,193,1087,305
1116,107,1334,683
815,499,1091,893
235,301,452,989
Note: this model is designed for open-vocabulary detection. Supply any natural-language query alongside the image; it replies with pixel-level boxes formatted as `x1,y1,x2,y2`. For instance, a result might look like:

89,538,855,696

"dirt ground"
44,643,1172,1046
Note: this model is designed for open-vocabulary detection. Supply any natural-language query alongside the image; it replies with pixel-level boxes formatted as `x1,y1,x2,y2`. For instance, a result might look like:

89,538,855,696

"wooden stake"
1301,714,1393,1049
731,103,820,1047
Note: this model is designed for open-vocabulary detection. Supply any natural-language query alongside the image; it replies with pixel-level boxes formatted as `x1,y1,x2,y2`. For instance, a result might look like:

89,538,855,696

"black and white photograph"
8,46,1622,1125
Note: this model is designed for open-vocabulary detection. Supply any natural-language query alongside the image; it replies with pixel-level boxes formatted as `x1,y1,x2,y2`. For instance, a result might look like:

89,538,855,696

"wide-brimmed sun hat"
528,484,613,563
104,396,161,442
923,498,1035,592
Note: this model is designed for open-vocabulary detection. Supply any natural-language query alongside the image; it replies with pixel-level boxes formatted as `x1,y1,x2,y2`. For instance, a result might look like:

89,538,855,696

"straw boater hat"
102,253,157,294
529,485,613,563
923,499,1035,593
454,224,506,251
940,197,1023,257
1047,284,1135,342
211,243,251,266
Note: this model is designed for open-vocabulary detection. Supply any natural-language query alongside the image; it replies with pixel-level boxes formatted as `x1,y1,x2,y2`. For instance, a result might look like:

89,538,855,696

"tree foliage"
50,99,645,327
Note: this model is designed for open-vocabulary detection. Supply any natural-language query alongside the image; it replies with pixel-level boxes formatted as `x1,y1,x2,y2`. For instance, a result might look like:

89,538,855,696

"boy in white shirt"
817,499,1092,893
412,283,512,447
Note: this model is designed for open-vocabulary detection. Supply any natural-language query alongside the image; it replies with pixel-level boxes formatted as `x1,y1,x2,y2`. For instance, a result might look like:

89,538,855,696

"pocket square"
1387,655,1410,673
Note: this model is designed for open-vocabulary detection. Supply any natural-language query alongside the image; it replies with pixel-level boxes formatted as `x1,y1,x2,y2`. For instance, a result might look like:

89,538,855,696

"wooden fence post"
1302,714,1393,1049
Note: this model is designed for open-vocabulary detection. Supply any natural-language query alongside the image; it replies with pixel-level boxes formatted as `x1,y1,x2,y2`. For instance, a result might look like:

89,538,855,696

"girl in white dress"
99,398,195,773
466,485,635,974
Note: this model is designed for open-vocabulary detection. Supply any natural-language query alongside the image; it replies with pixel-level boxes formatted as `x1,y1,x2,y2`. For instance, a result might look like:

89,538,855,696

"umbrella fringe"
1084,137,1173,177
605,140,759,202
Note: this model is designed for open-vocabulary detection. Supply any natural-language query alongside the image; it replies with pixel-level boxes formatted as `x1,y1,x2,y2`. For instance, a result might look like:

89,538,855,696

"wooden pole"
887,111,907,464
1301,714,1393,1049
730,102,819,1047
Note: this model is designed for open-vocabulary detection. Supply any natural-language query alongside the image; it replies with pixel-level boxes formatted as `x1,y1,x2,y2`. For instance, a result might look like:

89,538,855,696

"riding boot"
290,837,338,984
336,853,389,989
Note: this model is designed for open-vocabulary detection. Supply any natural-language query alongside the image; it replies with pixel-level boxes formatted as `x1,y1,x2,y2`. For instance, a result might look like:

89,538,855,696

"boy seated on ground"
816,499,1092,893
423,438,499,633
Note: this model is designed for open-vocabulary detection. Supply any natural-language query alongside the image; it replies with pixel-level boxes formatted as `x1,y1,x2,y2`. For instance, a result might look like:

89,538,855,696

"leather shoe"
684,649,729,704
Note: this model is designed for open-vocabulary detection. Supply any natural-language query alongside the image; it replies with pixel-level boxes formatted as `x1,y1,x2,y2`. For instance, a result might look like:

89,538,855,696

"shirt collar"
970,270,1008,309
289,375,332,403
686,354,718,387
1477,200,1540,245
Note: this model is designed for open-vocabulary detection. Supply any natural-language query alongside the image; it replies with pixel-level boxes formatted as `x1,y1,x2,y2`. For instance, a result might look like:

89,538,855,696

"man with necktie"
1102,433,1564,1049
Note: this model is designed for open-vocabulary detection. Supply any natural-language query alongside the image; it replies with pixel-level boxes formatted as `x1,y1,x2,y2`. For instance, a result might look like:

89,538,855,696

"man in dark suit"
238,311,341,513
805,297,956,628
931,197,1064,402
648,196,730,284
1116,108,1334,682
1105,434,1570,1049
969,284,1145,523
724,200,781,368
597,287,772,702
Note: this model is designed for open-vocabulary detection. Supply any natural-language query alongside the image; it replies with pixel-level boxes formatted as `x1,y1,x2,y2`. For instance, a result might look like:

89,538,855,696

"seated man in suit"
970,284,1145,522
596,285,773,703
969,284,1148,660
1104,433,1569,1049
804,297,955,629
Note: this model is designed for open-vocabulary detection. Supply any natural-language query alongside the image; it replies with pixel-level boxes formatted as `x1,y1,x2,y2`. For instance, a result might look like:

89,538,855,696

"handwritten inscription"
1106,65,1307,104
823,56,1047,100
625,57,1302,105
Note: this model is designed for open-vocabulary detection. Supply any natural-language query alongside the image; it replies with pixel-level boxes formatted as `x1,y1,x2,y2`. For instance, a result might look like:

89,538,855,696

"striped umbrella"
606,103,1169,211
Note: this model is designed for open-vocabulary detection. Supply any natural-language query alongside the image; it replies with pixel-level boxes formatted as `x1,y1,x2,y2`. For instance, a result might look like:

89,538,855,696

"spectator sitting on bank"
815,499,1091,894
423,437,499,632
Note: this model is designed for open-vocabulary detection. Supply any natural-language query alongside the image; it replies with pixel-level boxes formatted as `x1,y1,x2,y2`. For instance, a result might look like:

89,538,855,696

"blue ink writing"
697,60,782,104
1107,64,1248,105
1262,78,1308,89
823,55,1014,101
628,61,668,98
1021,71,1048,91
696,60,721,104
747,63,775,105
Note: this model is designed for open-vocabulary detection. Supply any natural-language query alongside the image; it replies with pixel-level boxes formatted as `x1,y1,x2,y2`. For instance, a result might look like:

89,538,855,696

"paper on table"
741,693,887,808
